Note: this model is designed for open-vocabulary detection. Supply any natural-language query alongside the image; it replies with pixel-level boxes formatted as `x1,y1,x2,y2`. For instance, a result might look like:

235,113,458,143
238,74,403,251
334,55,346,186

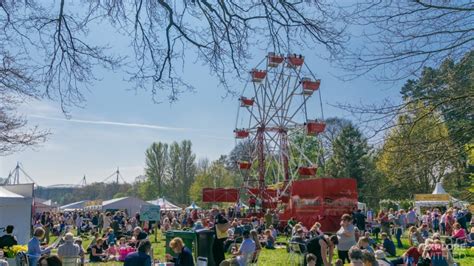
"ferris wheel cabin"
267,52,284,67
239,97,255,107
306,120,326,135
287,54,305,68
238,161,252,170
301,78,321,95
298,166,317,176
251,69,267,82
234,129,250,139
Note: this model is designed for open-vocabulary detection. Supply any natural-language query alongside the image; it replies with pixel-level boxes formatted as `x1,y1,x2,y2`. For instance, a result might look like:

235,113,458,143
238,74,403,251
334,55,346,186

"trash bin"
165,230,197,257
195,229,215,266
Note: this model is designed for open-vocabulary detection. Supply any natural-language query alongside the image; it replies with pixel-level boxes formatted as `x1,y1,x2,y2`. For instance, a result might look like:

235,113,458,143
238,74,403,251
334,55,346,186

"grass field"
47,231,474,265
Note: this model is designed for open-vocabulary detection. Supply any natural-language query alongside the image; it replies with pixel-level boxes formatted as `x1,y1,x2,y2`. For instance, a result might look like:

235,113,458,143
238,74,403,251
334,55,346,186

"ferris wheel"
234,52,326,208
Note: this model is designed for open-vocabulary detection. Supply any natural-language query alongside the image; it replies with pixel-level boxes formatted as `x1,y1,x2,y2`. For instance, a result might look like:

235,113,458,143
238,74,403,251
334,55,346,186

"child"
107,243,118,261
265,229,275,249
106,228,116,246
358,236,375,254
74,238,86,266
306,253,317,266
269,225,278,239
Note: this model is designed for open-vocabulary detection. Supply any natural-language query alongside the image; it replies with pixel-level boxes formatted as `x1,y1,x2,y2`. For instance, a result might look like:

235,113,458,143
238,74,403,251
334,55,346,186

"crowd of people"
0,205,473,265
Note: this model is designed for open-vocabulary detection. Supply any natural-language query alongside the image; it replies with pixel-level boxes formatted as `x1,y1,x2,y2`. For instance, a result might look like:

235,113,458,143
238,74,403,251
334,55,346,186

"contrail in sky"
29,115,234,140
30,115,191,131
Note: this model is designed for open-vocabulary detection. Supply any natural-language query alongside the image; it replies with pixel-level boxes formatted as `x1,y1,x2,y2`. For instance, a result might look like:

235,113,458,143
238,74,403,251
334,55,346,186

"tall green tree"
377,102,458,199
145,142,169,198
325,123,371,190
178,140,196,204
167,142,181,203
400,52,473,199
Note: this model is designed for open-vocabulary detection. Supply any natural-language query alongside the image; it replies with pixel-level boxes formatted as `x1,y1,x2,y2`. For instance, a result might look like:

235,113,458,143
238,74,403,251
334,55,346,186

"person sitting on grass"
390,243,424,265
419,224,430,240
451,222,467,244
309,222,323,238
264,229,276,249
107,242,118,261
89,238,107,262
408,226,423,247
0,225,17,249
219,230,255,266
348,246,364,266
165,237,194,266
124,239,152,266
357,236,374,254
374,249,392,266
74,238,86,265
466,227,474,247
57,232,80,260
361,250,378,266
363,231,377,248
381,232,396,257
306,253,317,266
105,228,116,246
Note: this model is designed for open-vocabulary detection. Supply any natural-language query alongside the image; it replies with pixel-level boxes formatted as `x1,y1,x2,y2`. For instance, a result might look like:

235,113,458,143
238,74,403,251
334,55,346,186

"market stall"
102,197,152,215
0,184,33,244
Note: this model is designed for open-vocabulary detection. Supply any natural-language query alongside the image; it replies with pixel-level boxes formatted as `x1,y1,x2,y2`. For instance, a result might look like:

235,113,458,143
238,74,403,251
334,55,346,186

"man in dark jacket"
354,209,367,232
124,239,152,266
0,225,18,249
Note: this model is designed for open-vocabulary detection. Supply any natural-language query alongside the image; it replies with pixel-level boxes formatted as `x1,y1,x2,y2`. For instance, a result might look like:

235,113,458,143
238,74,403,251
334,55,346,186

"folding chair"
250,250,260,266
287,241,306,266
452,243,467,259
197,256,208,266
62,257,80,266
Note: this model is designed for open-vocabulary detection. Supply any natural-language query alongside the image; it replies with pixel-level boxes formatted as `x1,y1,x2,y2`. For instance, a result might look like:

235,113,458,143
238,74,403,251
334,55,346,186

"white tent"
185,202,201,210
415,182,468,211
102,197,152,215
0,184,33,245
432,183,447,194
60,200,89,211
148,198,182,211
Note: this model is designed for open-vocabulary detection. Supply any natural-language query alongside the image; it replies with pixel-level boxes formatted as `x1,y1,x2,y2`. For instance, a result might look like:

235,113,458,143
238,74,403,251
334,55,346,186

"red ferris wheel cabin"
267,52,284,67
306,120,326,135
298,166,317,176
238,161,252,170
251,69,267,82
301,78,321,95
234,129,250,139
287,54,304,67
239,97,255,107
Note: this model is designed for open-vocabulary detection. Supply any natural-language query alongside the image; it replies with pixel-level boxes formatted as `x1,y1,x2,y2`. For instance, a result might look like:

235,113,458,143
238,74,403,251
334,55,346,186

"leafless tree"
0,53,48,154
1,0,346,104
341,0,473,81
0,0,347,152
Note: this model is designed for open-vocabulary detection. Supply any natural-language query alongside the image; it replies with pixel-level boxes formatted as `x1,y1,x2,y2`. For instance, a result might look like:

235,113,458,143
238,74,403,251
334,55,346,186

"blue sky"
0,6,404,186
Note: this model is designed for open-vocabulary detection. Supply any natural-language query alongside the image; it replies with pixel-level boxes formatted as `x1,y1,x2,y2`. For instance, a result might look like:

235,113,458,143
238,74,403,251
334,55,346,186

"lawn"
47,232,474,265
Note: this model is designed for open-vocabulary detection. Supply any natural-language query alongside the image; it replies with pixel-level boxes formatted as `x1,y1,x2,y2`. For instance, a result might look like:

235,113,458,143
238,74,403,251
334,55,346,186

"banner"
85,200,103,207
414,194,450,201
140,205,161,221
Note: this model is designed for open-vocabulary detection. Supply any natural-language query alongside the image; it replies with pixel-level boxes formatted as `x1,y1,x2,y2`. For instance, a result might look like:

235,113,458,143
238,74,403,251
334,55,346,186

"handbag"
216,222,230,239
